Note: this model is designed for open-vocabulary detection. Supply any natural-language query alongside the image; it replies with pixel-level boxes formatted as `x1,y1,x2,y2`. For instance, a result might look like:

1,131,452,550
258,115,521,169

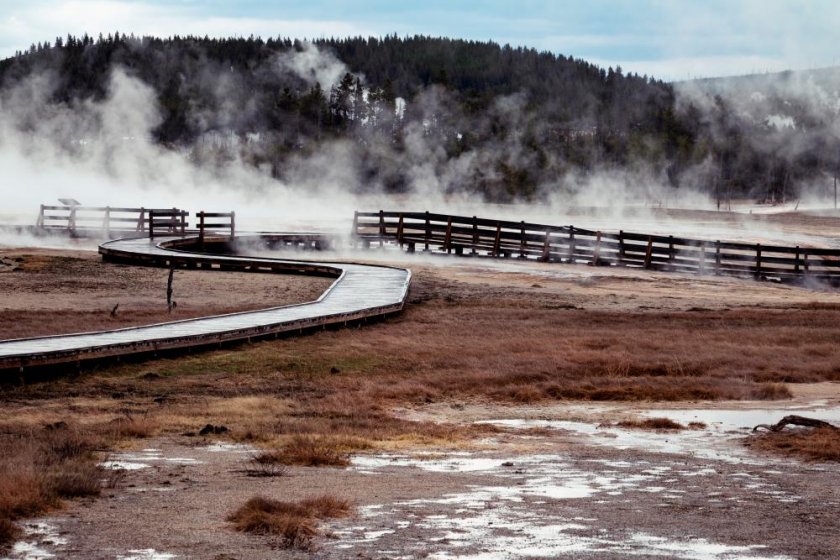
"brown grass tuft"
275,435,352,467
615,417,685,430
747,427,840,461
750,382,793,400
228,495,351,548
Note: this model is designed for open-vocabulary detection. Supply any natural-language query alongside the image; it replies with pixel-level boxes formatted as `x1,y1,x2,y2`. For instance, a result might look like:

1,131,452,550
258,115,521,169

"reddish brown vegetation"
227,495,351,548
0,425,103,547
615,417,686,430
747,427,840,461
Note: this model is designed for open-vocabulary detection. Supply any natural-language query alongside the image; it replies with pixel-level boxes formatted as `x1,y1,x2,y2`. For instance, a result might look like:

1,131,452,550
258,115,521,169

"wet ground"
5,395,839,560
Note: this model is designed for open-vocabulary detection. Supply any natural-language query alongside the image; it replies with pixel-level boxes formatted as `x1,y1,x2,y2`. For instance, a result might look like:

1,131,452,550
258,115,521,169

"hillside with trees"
1,34,838,203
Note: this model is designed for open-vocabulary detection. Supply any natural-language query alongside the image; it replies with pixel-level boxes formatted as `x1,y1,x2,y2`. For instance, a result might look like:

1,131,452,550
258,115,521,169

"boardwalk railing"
36,205,188,237
353,210,840,284
148,209,189,239
196,211,236,245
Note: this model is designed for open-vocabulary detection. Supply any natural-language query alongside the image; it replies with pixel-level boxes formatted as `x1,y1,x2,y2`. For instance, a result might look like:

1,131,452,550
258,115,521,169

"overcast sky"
1,0,838,81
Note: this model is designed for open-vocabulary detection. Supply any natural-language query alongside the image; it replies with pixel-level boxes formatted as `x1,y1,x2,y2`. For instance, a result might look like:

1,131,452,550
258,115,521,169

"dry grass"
227,495,352,548
614,417,686,430
746,427,840,461
0,424,104,548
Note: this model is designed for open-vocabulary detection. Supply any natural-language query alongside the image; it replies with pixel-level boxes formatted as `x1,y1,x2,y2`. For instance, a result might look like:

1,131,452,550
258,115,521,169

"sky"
1,0,839,81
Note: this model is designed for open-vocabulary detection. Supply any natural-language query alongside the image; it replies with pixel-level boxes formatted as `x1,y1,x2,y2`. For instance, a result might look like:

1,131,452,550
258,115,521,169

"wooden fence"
35,205,188,237
196,211,235,245
353,210,840,285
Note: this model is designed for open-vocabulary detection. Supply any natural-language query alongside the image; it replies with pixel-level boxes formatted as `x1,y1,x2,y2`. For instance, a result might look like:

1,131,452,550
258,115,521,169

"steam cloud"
0,39,837,249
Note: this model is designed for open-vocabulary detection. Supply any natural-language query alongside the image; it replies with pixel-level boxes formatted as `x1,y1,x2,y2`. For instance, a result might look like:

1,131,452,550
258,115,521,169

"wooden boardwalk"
0,235,411,372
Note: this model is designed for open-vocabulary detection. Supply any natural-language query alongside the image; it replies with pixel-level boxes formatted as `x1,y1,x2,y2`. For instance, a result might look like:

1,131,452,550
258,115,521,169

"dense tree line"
1,34,837,202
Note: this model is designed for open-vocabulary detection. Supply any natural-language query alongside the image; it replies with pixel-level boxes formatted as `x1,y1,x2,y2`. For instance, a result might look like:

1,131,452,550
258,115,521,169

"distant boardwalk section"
0,235,411,373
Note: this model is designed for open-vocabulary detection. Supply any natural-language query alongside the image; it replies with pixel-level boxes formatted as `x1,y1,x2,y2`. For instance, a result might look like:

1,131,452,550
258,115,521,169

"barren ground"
0,248,333,339
2,244,840,559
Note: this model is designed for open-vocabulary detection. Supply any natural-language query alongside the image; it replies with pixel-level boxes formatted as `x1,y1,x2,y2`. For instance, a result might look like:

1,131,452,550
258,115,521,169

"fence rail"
353,210,840,285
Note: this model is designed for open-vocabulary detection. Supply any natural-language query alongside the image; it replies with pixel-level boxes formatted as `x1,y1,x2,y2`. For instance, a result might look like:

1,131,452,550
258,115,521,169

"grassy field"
3,253,840,547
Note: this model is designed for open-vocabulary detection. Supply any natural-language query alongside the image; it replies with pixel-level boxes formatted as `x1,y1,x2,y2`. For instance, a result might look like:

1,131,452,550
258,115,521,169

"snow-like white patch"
115,550,177,560
2,521,67,560
101,449,202,470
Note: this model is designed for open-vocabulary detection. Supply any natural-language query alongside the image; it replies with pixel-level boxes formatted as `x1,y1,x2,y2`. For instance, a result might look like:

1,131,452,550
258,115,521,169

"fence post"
794,246,800,274
137,208,146,232
567,226,575,263
471,216,478,255
36,204,44,228
803,250,809,275
424,211,430,251
103,206,111,238
755,244,762,279
230,211,235,240
149,209,155,240
493,222,501,257
198,211,205,250
444,217,452,254
618,230,625,265
644,236,653,269
68,206,77,233
378,209,385,237
715,241,721,274
351,211,359,245
542,229,552,262
519,221,526,258
397,214,405,249
698,242,706,275
591,231,602,265
668,236,675,268
170,207,177,233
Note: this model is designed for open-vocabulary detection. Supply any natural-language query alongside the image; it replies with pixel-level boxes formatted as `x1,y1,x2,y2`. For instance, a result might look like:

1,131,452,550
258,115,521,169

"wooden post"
618,230,625,265
542,229,552,262
519,221,526,259
198,211,205,250
794,246,800,274
166,267,174,312
471,216,478,255
378,209,385,237
591,231,602,265
715,241,721,274
755,244,762,279
444,217,452,254
36,204,44,228
137,208,146,232
698,242,706,275
397,214,404,248
149,209,155,240
68,206,77,233
668,236,675,267
493,222,501,257
644,236,653,269
424,211,430,251
170,207,177,233
229,211,235,240
103,206,111,237
567,226,575,263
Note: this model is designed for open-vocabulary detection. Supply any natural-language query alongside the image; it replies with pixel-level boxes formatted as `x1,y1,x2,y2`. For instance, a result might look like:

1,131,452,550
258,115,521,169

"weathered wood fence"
353,210,840,285
33,205,239,241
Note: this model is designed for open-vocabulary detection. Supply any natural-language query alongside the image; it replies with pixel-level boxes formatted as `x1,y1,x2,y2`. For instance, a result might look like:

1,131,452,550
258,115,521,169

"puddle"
101,448,202,470
115,550,177,560
478,418,759,463
338,452,799,558
1,521,67,560
642,406,840,431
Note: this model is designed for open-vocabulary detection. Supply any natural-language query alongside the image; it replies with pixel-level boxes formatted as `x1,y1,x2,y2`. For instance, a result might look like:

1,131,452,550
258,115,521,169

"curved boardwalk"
0,235,411,372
